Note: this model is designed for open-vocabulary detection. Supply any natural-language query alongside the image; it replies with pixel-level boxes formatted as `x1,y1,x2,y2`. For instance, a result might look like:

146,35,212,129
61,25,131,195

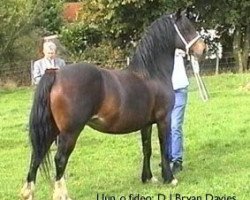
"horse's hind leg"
20,153,37,200
21,140,54,200
141,125,157,183
53,131,81,200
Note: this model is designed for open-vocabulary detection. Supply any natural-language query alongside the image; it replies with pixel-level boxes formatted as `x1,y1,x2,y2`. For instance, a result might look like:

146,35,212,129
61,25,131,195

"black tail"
29,69,59,177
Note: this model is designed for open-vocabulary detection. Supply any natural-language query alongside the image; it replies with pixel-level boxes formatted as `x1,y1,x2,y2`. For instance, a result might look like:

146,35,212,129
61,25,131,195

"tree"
0,0,40,63
0,0,65,65
194,0,250,72
61,0,187,63
37,0,64,35
60,22,103,61
79,0,169,48
79,0,249,72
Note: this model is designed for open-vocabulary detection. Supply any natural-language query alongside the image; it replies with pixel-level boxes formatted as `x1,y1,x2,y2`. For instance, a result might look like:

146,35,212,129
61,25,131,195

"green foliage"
188,0,250,72
1,0,249,71
65,0,81,2
80,42,126,68
60,23,103,61
0,0,39,63
38,0,64,35
81,0,171,48
194,0,250,28
0,0,65,67
61,0,184,64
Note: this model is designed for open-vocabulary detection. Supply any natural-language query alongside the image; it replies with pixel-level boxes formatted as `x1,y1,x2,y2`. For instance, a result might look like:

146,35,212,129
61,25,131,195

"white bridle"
171,15,201,54
173,23,200,55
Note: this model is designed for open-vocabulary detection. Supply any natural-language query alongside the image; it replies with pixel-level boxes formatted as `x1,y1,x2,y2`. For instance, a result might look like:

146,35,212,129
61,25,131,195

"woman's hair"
43,41,57,52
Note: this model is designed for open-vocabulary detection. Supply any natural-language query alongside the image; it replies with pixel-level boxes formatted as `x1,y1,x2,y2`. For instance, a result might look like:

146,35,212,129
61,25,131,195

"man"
26,41,65,131
168,49,189,174
33,41,66,84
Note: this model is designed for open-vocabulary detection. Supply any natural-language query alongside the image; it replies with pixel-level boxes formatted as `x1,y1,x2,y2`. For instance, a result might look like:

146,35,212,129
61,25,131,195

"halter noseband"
171,15,201,55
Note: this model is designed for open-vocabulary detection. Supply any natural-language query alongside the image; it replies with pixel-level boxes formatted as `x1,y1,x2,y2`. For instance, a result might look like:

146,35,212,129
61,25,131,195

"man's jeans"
168,87,188,163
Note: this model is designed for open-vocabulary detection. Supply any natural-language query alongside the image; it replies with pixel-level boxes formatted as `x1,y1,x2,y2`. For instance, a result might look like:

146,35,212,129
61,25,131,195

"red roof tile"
63,2,83,22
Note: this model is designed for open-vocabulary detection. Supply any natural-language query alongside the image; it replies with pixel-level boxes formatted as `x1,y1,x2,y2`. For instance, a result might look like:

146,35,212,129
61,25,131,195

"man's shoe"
172,161,183,175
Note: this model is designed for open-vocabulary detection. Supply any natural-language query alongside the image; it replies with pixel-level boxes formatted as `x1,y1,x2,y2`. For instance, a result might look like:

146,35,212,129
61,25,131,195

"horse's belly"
87,114,151,134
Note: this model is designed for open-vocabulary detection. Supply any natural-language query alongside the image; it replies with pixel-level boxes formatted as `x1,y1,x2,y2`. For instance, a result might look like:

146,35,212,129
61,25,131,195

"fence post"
126,57,130,66
215,52,220,75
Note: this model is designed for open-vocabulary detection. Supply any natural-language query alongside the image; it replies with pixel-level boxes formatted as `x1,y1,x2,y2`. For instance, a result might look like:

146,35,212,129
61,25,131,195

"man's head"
43,41,57,59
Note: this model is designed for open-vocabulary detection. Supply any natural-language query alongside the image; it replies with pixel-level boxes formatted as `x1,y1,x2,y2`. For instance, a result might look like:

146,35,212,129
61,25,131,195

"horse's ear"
175,8,186,21
175,8,182,20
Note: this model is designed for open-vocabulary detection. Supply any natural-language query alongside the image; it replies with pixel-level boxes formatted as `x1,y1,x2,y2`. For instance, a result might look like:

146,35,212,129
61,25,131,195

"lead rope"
190,56,209,102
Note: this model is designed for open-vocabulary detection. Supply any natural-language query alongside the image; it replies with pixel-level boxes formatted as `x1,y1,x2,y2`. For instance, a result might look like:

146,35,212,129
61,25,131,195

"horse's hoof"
53,177,72,200
20,182,34,200
149,176,158,183
170,178,178,187
53,190,72,200
53,194,72,200
20,190,33,200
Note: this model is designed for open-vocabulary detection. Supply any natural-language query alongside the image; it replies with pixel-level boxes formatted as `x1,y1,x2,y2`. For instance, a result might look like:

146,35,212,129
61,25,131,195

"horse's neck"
156,53,175,77
129,51,175,80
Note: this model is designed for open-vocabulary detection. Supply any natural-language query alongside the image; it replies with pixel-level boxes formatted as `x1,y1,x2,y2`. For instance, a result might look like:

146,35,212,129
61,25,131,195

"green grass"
0,74,249,200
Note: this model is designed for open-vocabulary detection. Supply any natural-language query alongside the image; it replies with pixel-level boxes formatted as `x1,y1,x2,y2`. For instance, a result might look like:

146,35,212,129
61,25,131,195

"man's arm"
54,58,66,69
58,58,66,68
33,60,42,85
61,59,66,67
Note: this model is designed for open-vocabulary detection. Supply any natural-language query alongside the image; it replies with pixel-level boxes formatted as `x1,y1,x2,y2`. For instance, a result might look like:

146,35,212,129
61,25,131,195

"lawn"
0,73,249,200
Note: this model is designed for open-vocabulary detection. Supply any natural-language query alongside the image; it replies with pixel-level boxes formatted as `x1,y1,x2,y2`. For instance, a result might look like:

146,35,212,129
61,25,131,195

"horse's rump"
50,63,104,132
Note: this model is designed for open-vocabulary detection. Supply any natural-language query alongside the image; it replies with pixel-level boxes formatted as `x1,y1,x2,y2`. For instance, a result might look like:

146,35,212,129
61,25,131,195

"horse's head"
173,9,206,58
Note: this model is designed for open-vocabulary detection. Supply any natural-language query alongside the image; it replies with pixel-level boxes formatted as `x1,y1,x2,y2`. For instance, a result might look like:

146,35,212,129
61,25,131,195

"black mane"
128,14,176,78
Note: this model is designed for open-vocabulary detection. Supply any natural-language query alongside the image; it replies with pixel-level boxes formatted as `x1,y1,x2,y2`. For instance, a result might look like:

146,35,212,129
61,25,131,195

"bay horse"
21,10,206,200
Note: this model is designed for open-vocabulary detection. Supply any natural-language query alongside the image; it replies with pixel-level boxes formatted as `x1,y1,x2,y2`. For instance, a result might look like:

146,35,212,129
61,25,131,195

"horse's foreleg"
157,117,177,186
141,125,157,183
53,133,78,200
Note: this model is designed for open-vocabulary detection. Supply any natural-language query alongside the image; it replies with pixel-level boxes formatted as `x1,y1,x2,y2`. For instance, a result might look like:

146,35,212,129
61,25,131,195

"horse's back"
58,62,101,84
